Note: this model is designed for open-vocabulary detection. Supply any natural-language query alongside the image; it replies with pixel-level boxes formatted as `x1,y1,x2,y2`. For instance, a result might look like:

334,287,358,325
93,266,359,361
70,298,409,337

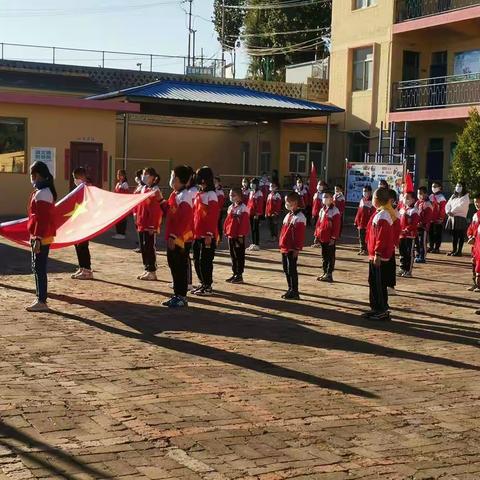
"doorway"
426,138,444,184
70,142,103,189
403,51,420,81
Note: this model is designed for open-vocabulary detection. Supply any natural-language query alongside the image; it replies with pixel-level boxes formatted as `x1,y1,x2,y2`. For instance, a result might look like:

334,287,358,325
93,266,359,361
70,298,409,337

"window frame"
288,142,324,175
352,47,374,91
353,0,377,10
0,117,28,175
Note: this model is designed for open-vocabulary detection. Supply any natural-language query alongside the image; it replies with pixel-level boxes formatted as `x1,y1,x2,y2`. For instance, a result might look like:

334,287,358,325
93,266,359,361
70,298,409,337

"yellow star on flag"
64,201,88,221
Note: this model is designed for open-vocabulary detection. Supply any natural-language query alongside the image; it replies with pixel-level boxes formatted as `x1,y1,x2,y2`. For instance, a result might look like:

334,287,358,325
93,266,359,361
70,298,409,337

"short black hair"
474,192,480,200
73,167,87,178
363,185,372,192
135,169,143,178
323,190,334,197
173,165,191,185
286,191,300,203
432,181,443,188
374,188,390,205
196,166,215,191
335,184,344,190
417,186,428,194
379,180,389,188
388,189,397,201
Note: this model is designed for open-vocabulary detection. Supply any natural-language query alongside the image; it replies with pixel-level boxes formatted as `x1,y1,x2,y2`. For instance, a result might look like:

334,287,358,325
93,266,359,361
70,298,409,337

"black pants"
75,241,91,270
321,242,336,275
167,246,188,297
228,238,245,276
218,213,224,242
415,228,428,260
116,217,127,235
139,231,156,272
282,251,299,293
185,242,193,286
358,228,367,251
267,215,279,239
305,206,312,226
193,238,216,288
429,223,443,250
452,229,466,254
368,260,389,313
387,254,397,288
32,244,50,303
250,217,260,245
399,237,415,273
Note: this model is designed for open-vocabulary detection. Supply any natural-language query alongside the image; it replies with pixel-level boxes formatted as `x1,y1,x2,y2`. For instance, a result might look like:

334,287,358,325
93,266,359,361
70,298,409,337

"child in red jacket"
314,191,341,283
224,188,250,284
362,188,396,321
113,169,130,240
355,185,375,255
136,167,162,281
241,177,250,205
265,182,282,241
279,192,306,300
398,191,420,278
334,184,346,238
247,178,264,251
192,166,220,296
428,182,447,253
415,186,433,264
26,161,57,312
161,166,194,308
467,193,480,291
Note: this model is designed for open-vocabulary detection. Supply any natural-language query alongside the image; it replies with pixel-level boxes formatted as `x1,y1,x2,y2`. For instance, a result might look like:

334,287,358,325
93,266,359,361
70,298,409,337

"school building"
328,0,480,189
0,59,341,216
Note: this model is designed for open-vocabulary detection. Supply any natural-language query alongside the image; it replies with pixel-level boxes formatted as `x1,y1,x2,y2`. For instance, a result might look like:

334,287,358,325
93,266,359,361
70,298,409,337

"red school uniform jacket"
247,189,264,217
366,209,395,261
194,190,219,239
294,186,310,209
315,205,341,243
473,224,480,274
216,187,226,212
334,193,346,215
266,191,282,216
279,210,307,253
429,192,447,224
224,203,250,238
27,187,56,243
399,205,420,239
114,181,129,194
312,192,323,218
136,185,162,232
354,198,375,230
163,189,194,248
467,212,480,239
241,187,250,205
415,199,433,230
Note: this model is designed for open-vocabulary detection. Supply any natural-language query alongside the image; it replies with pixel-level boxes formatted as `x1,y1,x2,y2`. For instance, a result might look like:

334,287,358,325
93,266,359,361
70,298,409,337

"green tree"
212,0,245,52
451,108,480,193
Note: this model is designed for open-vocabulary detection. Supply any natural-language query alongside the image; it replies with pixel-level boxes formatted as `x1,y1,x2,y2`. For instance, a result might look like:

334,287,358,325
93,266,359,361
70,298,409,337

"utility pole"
192,30,197,67
221,0,225,77
187,0,193,68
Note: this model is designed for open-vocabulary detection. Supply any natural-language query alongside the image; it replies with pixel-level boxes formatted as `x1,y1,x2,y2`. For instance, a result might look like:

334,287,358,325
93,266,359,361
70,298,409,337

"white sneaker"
75,269,94,280
246,245,254,251
112,234,126,240
169,282,174,289
137,271,148,280
140,271,157,281
25,301,49,312
387,287,397,296
251,244,260,251
71,269,82,279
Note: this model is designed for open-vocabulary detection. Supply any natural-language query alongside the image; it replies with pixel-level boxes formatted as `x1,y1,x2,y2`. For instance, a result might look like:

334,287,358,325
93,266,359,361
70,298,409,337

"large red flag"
309,162,318,203
404,169,414,193
0,184,154,249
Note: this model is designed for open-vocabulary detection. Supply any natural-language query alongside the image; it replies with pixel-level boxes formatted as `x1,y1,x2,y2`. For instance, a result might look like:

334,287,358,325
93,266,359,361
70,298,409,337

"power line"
224,0,330,10
226,27,330,38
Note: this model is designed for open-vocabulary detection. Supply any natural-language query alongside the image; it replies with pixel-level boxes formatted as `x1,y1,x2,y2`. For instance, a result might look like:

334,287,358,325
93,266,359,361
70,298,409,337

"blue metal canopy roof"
89,80,343,121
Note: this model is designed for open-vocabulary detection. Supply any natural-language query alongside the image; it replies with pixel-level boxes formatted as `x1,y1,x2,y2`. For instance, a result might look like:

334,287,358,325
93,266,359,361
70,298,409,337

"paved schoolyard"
0,224,479,480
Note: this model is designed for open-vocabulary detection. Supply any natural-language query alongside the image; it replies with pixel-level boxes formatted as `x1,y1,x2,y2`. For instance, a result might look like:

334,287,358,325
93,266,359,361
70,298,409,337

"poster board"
31,147,56,178
345,162,404,204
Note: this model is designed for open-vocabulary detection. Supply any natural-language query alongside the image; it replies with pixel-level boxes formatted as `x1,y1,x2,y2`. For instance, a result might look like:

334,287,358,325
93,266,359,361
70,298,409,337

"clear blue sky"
0,0,248,76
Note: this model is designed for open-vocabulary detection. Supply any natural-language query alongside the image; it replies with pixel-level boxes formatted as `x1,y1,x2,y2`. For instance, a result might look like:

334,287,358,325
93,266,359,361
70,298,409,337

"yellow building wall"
0,103,116,216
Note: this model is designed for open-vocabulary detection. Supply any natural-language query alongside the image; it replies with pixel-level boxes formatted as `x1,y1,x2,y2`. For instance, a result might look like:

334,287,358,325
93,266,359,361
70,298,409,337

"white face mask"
455,185,463,194
250,184,256,190
297,184,303,190
74,178,83,187
432,187,440,194
141,175,149,185
229,194,234,203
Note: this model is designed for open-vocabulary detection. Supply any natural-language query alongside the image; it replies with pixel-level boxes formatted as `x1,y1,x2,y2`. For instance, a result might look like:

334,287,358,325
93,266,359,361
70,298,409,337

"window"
259,141,271,173
0,118,26,173
354,0,376,9
289,142,324,175
353,47,373,91
349,131,370,162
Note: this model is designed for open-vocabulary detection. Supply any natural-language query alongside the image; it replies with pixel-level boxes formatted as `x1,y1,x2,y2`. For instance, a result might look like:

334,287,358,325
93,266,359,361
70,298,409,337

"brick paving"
0,224,479,479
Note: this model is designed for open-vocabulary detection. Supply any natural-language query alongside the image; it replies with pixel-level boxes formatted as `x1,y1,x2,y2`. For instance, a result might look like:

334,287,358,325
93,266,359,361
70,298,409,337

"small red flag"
404,170,414,193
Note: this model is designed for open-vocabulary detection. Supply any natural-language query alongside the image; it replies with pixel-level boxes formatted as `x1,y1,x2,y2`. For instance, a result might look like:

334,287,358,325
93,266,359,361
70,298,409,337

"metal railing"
392,72,480,110
395,0,480,22
0,42,225,77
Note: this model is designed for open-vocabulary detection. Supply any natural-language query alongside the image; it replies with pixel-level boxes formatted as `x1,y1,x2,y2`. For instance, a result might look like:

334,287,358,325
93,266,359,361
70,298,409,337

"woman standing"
445,182,470,257
26,161,57,312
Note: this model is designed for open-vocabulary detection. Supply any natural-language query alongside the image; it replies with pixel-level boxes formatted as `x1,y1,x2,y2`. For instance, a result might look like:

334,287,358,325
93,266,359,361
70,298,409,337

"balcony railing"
392,73,480,110
396,0,480,22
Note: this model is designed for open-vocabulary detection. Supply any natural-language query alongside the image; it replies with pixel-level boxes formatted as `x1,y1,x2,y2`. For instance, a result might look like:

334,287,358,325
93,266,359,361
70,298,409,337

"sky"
0,0,249,77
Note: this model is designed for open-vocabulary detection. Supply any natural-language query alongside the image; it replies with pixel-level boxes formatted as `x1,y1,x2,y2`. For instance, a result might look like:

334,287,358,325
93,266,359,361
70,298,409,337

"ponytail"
30,161,57,201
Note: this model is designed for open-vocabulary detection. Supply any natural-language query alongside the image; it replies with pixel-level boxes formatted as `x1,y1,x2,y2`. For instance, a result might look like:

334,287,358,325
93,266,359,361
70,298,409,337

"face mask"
318,185,324,193
229,194,234,203
297,184,303,190
74,178,83,187
363,191,369,198
141,175,149,185
250,184,256,191
285,201,292,211
169,173,175,189
455,185,463,194
432,187,440,194
406,199,415,207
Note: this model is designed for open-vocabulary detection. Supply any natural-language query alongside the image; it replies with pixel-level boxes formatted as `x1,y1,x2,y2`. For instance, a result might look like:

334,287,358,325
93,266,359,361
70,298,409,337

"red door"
70,142,103,188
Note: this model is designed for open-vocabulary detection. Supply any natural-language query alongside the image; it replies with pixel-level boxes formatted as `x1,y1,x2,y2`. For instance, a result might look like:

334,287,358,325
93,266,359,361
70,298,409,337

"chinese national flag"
404,170,414,193
0,184,154,249
309,162,318,203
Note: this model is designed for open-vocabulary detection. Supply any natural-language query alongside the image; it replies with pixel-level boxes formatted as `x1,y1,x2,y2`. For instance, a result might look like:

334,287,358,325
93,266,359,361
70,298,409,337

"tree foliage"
451,108,480,194
212,0,331,81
